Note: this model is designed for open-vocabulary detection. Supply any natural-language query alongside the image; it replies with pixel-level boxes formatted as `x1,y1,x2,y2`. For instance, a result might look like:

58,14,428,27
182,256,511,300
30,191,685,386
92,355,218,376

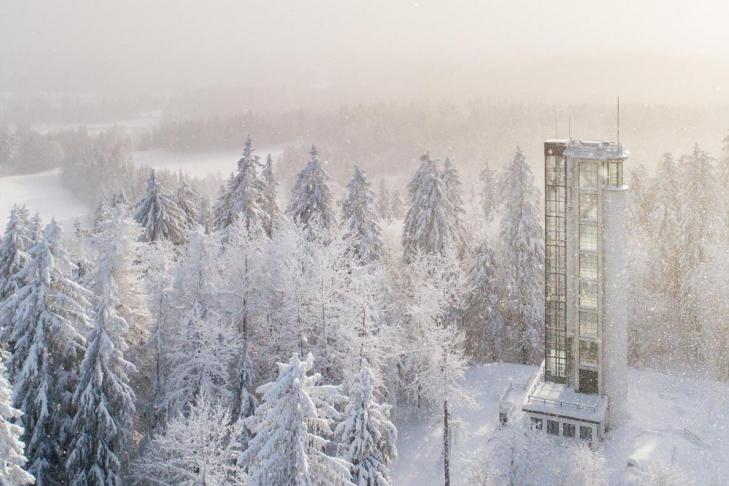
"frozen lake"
0,146,285,232
0,169,88,232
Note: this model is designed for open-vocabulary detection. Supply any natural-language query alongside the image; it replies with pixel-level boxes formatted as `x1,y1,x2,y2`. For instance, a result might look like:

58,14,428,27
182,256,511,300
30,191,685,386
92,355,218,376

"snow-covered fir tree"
133,170,188,244
65,235,136,486
402,154,459,261
0,205,31,301
342,166,384,262
176,180,201,229
377,179,392,223
479,162,498,223
442,158,466,252
0,221,90,485
499,148,544,364
462,239,505,362
241,353,353,486
89,206,148,355
0,351,34,486
212,136,267,235
335,359,397,486
261,153,280,237
135,394,247,485
287,145,336,235
390,190,405,220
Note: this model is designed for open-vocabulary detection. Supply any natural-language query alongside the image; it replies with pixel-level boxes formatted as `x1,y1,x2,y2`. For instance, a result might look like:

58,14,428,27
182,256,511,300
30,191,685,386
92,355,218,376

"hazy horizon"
3,0,729,107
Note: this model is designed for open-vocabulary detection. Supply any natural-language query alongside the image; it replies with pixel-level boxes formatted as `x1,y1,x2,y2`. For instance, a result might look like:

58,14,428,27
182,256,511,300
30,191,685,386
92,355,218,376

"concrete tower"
518,139,629,443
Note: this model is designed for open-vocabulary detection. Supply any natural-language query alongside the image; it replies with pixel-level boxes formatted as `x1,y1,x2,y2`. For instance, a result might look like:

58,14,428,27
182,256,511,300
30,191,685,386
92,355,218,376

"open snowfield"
393,363,729,485
0,169,88,232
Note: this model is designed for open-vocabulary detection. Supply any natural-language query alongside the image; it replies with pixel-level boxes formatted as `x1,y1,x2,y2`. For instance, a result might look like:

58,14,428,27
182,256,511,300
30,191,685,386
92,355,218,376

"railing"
525,395,599,414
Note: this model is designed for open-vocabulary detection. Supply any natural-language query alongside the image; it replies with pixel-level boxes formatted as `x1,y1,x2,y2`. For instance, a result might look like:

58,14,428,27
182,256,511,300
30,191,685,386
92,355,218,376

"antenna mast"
617,96,620,146
568,114,572,139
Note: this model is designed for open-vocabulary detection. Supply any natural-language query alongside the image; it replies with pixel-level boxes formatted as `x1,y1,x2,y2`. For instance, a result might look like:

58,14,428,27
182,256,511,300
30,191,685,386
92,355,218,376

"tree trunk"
443,397,450,486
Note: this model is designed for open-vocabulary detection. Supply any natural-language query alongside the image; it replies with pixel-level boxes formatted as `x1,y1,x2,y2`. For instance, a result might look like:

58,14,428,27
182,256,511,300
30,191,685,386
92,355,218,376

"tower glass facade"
544,140,626,393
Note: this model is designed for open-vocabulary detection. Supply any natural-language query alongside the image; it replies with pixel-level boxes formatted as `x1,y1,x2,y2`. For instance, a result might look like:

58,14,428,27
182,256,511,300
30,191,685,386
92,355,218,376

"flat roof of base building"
522,380,608,424
544,138,629,161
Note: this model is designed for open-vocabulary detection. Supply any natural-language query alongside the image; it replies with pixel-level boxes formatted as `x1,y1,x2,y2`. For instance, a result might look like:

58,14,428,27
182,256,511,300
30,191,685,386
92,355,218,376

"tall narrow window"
579,281,598,309
579,253,598,280
579,223,598,251
579,194,598,221
579,161,598,190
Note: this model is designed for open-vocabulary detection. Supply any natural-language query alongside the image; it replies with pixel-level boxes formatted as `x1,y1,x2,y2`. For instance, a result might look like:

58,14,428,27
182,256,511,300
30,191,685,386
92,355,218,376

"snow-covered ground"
131,147,284,179
392,363,729,485
0,169,88,231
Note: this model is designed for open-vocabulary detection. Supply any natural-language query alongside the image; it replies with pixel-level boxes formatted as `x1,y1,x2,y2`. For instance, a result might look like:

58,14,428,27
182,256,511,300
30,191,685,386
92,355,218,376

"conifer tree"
342,166,384,262
176,181,201,228
479,162,498,223
462,239,505,362
0,351,34,486
402,154,458,261
241,353,353,486
0,221,90,485
499,148,544,364
390,190,405,220
442,158,466,251
287,146,335,234
212,136,267,235
0,205,31,301
134,170,188,244
335,359,397,486
377,179,392,223
65,234,136,486
261,153,280,237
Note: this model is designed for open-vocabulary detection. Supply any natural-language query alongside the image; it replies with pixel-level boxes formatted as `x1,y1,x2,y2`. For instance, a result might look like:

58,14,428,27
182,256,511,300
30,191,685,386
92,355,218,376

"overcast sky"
2,0,729,104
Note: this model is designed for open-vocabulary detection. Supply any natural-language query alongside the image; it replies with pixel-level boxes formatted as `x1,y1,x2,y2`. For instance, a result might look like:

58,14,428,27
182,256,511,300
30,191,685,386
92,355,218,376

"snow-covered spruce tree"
442,158,466,252
261,153,280,237
0,205,31,301
133,169,188,245
402,154,458,262
89,206,148,356
212,136,267,236
499,148,544,364
479,162,498,223
0,220,90,485
630,153,681,365
677,144,719,364
377,179,392,223
65,241,136,486
287,145,336,235
0,351,34,486
462,239,506,363
135,394,247,485
176,181,201,229
241,353,353,486
342,166,384,263
390,190,405,220
335,359,397,486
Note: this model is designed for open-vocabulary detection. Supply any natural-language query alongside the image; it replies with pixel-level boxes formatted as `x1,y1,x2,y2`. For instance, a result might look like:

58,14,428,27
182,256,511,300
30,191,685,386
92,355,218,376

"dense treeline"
0,134,551,484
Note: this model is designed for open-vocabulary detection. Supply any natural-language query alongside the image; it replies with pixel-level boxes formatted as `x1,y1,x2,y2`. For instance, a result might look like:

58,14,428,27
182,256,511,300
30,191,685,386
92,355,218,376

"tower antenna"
617,96,620,145
568,114,572,139
555,112,558,139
